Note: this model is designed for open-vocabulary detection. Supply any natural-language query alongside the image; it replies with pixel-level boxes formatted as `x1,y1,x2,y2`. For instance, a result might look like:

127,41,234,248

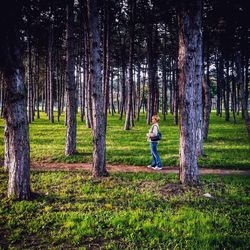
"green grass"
0,111,249,169
0,169,249,249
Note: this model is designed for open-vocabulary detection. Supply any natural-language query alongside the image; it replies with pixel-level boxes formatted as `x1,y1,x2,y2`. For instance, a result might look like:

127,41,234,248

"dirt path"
31,162,250,175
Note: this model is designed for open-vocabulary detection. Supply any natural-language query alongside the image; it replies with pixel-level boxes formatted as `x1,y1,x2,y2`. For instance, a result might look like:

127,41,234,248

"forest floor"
31,162,250,175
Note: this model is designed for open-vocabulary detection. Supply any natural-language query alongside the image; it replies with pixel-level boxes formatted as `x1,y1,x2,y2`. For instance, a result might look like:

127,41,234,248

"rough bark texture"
203,45,212,140
202,78,212,140
27,34,34,123
194,10,203,157
4,69,31,199
0,2,31,199
4,124,10,171
124,0,135,130
87,0,108,177
178,0,202,185
65,0,77,156
103,0,110,126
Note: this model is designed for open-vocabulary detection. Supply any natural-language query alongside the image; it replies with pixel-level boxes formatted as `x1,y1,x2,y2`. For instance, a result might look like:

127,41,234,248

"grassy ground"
0,169,249,249
0,111,249,169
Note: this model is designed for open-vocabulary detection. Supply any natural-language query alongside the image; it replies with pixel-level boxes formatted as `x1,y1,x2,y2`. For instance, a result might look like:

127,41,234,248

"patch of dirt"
31,162,250,176
160,183,204,197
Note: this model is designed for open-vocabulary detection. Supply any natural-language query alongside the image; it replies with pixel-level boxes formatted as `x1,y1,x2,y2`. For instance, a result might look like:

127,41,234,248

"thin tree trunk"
110,69,115,116
28,33,34,123
136,63,141,121
48,24,54,123
65,0,77,156
87,0,108,177
231,62,237,124
236,51,250,137
225,60,230,121
36,50,40,119
124,0,135,130
161,55,167,121
119,60,126,120
103,0,110,127
203,40,212,140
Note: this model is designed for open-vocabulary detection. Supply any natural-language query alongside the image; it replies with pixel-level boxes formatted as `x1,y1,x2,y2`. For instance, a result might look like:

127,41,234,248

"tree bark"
4,68,31,199
27,33,34,123
236,51,250,137
124,0,135,130
65,0,77,156
110,69,115,116
136,64,141,121
202,43,212,140
178,0,203,185
36,50,40,119
224,60,230,121
48,24,54,123
103,0,110,127
87,0,108,177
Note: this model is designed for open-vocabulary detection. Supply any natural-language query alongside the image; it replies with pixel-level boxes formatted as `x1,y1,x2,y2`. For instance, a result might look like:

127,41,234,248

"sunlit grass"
0,170,249,248
0,111,249,169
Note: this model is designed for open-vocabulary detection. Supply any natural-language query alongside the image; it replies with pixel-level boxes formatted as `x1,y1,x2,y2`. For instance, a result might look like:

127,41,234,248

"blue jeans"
150,142,162,167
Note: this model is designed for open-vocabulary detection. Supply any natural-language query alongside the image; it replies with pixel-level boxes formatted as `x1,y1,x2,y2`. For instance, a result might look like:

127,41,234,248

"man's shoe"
153,166,162,170
147,165,153,168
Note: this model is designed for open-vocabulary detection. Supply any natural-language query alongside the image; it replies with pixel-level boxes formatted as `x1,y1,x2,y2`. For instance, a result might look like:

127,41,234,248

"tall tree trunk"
45,54,48,115
203,42,212,140
119,58,126,120
4,68,31,199
28,33,34,123
116,68,120,114
161,55,167,121
83,0,92,128
65,0,77,156
0,2,31,199
110,69,115,116
225,60,230,121
87,0,108,177
103,0,110,127
124,0,135,130
195,22,203,157
178,0,202,185
136,63,141,121
236,51,250,137
142,65,146,114
36,50,40,119
216,54,222,116
231,62,237,124
48,24,54,123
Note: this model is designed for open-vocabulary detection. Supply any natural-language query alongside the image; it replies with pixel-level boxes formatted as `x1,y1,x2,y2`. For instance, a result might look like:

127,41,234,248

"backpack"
150,125,162,141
